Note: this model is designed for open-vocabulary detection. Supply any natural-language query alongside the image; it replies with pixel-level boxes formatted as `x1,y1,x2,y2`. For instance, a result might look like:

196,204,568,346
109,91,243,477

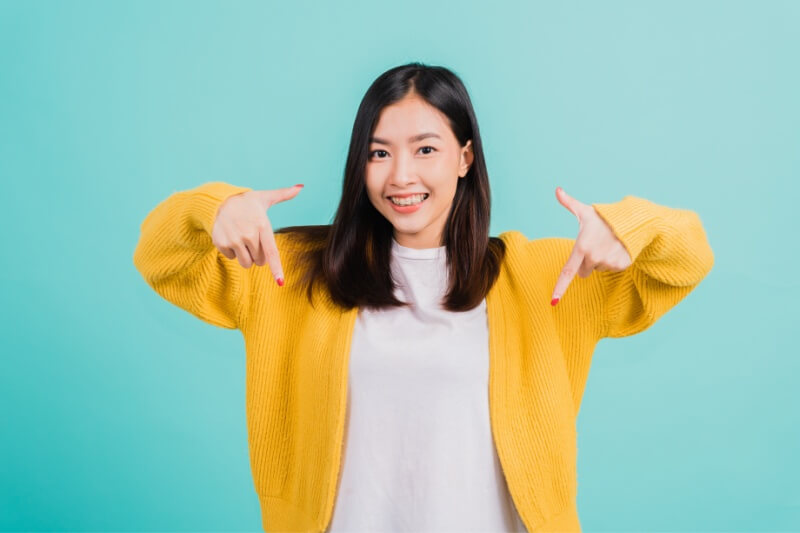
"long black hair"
276,61,506,312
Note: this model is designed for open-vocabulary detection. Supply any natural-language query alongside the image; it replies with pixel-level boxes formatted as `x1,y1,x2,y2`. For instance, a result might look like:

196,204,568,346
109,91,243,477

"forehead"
371,96,453,141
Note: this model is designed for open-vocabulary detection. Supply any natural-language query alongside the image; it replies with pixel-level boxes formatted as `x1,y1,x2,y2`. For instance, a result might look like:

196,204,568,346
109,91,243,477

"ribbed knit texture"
133,183,715,533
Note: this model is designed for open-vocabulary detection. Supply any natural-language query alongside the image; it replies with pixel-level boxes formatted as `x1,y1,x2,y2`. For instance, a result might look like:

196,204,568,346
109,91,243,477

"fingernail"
276,277,284,287
295,183,304,188
556,186,562,193
551,297,560,306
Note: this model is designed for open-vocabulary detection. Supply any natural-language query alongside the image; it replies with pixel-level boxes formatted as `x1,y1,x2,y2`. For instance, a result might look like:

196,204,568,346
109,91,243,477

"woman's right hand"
211,184,304,286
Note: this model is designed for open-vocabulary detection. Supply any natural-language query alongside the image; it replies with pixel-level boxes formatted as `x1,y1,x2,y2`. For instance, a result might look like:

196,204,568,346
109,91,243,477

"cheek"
363,170,378,193
364,175,385,207
428,174,459,196
428,158,459,183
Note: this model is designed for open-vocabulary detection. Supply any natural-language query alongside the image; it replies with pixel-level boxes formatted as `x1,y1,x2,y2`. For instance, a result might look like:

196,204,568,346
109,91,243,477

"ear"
459,139,474,178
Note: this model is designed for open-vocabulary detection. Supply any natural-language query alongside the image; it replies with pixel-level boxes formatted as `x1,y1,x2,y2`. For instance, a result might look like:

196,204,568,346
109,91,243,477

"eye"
368,146,437,159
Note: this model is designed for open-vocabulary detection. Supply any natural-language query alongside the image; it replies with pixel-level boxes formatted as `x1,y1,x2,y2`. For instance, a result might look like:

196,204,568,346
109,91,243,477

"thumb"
555,186,582,219
264,183,305,206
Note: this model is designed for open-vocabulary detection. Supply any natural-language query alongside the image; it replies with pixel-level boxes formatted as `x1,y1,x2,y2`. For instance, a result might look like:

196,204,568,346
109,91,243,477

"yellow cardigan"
133,182,714,532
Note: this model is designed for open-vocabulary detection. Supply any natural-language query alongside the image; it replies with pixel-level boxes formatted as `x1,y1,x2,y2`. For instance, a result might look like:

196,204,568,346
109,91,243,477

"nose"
388,152,418,188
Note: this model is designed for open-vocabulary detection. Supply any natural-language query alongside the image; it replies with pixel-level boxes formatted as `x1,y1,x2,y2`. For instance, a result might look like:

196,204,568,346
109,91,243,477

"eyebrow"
369,132,442,145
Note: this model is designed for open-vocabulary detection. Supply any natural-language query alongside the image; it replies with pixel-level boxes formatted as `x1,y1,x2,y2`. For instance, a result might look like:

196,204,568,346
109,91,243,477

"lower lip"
388,195,428,213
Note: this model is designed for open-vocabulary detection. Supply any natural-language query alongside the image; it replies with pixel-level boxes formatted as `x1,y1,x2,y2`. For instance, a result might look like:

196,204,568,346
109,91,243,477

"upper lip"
387,192,429,198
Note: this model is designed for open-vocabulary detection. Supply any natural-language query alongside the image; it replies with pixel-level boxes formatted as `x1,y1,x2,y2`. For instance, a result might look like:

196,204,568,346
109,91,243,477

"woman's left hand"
551,186,632,306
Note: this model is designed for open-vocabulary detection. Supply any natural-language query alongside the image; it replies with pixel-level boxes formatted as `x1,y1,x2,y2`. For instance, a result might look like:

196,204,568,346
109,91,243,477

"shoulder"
496,230,575,271
274,225,329,250
495,230,595,302
272,225,330,270
244,226,329,293
495,229,604,338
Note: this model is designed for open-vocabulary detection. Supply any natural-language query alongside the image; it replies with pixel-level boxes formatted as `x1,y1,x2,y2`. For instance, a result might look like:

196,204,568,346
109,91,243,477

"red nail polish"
295,183,304,188
551,297,559,306
276,277,284,287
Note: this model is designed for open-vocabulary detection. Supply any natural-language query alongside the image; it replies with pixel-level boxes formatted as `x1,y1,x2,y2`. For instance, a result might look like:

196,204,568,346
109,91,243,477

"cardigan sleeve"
133,181,254,330
587,195,715,338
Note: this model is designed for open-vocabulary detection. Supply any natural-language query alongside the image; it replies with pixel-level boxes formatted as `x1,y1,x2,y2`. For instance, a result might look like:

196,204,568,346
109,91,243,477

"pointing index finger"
552,240,584,305
259,220,285,286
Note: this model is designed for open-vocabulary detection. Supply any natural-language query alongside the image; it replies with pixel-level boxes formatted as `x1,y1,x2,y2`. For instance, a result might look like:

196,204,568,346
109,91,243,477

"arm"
588,195,715,338
132,181,254,330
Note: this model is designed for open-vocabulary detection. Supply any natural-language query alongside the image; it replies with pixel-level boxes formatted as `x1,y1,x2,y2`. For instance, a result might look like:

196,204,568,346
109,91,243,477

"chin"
391,224,424,235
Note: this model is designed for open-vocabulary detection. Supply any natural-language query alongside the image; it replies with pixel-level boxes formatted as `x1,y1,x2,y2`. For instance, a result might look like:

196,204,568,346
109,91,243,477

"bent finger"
232,241,254,268
579,256,598,278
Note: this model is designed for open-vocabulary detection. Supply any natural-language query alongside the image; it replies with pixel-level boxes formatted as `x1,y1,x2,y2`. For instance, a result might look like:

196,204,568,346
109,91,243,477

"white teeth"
389,193,428,206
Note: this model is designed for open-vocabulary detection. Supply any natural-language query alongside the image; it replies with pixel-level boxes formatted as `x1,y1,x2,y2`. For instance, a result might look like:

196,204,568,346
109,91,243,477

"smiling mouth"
388,193,429,206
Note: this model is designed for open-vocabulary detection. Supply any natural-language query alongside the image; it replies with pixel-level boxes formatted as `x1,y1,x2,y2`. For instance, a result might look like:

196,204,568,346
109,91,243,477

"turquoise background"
1,0,797,531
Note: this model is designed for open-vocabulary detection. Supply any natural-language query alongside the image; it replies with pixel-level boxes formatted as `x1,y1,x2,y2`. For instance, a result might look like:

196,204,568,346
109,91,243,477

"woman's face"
365,92,473,249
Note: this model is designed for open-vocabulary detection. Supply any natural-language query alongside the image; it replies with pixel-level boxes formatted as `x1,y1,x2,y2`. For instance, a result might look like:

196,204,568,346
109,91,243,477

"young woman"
133,62,714,533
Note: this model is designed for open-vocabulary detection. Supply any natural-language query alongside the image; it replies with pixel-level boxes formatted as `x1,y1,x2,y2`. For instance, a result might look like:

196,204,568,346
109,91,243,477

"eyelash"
369,146,437,159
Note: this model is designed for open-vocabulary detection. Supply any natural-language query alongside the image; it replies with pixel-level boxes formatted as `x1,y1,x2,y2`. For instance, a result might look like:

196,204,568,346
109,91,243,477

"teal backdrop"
1,0,797,531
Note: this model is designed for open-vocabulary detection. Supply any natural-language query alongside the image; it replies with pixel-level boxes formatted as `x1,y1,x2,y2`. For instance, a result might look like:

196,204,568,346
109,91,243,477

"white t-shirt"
326,237,527,533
